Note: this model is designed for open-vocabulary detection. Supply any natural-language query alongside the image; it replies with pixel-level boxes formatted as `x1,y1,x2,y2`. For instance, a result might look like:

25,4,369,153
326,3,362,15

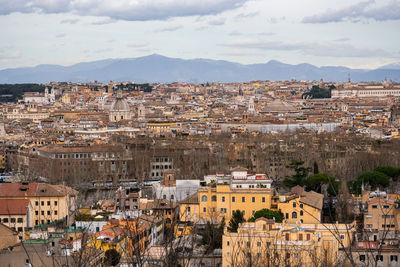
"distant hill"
0,54,399,83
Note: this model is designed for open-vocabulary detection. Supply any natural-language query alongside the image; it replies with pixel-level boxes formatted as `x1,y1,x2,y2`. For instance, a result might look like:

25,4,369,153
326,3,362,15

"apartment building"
222,218,356,267
0,182,77,226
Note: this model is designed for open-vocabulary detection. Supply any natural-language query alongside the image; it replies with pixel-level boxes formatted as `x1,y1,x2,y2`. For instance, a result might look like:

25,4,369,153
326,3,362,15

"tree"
228,210,245,233
374,166,400,181
248,209,284,222
357,171,390,191
201,217,225,253
313,161,319,175
306,173,334,193
104,249,121,266
283,160,311,188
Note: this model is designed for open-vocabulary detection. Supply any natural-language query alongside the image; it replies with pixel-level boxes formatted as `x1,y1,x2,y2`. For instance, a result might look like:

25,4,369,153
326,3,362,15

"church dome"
111,97,130,111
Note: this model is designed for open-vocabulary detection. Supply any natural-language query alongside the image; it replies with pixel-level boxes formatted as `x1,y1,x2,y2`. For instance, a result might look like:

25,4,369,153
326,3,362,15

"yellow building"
277,186,323,224
222,218,356,267
0,182,78,226
179,184,273,223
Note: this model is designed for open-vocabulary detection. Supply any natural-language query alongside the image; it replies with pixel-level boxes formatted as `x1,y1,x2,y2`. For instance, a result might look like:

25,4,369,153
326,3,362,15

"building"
0,223,19,250
0,199,31,239
278,186,324,224
331,85,400,98
0,182,78,226
222,218,356,267
362,190,400,242
109,94,132,122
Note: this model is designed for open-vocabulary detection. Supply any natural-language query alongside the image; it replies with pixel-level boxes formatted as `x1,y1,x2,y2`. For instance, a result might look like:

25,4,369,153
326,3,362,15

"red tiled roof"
0,183,77,197
0,199,30,215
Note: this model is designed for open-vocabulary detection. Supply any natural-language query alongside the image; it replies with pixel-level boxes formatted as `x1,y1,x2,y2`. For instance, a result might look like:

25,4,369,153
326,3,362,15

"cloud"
91,17,117,25
258,32,276,36
234,11,259,20
302,0,400,23
155,24,183,32
229,30,242,36
221,39,396,58
60,18,79,24
55,34,66,38
266,16,285,24
0,50,21,60
128,42,149,48
208,17,225,25
334,37,350,42
0,0,248,21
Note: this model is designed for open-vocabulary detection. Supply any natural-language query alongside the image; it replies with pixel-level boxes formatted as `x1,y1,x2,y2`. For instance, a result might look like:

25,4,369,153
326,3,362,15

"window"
292,212,297,219
293,202,296,208
372,205,378,209
383,205,390,209
11,218,16,223
306,234,310,240
257,242,261,247
232,196,235,202
359,255,366,262
17,227,23,232
41,211,44,215
41,201,44,206
163,195,166,200
300,203,303,208
17,218,23,223
54,211,57,215
212,195,217,201
285,233,289,240
35,211,38,215
242,197,245,202
201,195,208,202
242,210,245,215
391,255,398,262
300,210,303,216
252,197,255,202
286,213,289,219
222,196,225,202
35,201,39,206
299,234,303,241
203,207,206,212
54,201,57,206
262,197,265,203
187,207,191,214
227,241,230,246
35,220,38,225
171,195,174,200
340,235,345,240
246,241,250,248
376,255,383,262
286,253,290,259
47,211,51,215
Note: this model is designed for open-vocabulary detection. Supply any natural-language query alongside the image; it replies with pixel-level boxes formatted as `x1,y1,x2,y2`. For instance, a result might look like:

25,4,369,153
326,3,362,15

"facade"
362,190,400,242
0,199,31,239
222,218,356,267
0,223,19,250
109,95,132,122
0,182,78,226
278,186,323,224
331,86,400,98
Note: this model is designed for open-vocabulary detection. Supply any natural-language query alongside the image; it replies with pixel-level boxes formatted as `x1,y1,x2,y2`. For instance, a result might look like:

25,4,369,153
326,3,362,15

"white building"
204,168,273,189
332,86,400,98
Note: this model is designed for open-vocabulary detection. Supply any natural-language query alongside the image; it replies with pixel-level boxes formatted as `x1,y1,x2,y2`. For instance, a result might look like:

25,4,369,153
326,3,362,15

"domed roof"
111,97,130,111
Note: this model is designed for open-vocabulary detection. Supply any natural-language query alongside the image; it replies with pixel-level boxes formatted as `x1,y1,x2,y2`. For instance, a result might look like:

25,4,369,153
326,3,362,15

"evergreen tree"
228,210,245,232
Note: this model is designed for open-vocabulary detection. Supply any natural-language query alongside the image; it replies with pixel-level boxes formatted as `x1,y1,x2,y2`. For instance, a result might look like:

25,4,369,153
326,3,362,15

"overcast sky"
0,0,399,70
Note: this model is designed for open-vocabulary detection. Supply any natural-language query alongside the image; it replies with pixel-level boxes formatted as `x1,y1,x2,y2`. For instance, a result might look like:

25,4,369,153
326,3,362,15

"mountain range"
0,54,399,83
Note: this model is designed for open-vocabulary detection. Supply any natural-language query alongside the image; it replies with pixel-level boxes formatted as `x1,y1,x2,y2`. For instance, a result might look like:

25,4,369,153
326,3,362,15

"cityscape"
0,1,400,267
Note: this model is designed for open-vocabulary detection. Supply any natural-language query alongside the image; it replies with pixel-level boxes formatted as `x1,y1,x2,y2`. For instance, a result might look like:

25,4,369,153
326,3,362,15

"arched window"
170,195,174,200
292,212,297,219
300,210,303,216
212,195,217,201
201,195,208,202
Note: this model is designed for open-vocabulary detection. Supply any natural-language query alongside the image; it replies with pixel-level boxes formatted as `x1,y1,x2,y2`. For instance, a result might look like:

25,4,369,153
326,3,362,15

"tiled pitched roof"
0,199,30,215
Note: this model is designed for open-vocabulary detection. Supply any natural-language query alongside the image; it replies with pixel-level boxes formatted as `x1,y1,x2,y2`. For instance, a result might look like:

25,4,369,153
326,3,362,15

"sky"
0,0,399,70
